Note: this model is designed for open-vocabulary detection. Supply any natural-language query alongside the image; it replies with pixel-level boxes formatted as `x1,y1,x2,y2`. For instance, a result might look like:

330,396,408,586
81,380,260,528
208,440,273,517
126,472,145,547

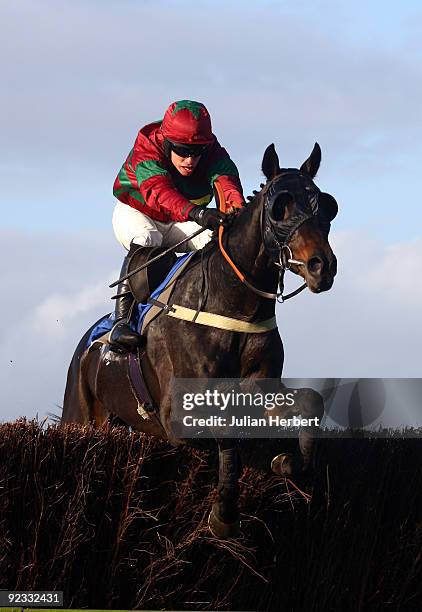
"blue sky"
2,0,422,239
1,0,421,422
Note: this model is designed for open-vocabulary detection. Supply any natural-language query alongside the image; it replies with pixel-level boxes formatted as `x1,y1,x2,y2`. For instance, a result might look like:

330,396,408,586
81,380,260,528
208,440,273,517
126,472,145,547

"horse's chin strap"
278,274,307,303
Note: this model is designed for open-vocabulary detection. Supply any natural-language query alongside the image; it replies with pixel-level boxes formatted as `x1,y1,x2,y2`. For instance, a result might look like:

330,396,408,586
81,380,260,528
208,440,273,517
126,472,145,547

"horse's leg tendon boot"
108,253,145,351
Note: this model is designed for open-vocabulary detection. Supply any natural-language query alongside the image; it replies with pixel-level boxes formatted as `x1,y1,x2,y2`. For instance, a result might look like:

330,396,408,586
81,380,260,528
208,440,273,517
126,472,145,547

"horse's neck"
209,197,278,319
229,199,266,271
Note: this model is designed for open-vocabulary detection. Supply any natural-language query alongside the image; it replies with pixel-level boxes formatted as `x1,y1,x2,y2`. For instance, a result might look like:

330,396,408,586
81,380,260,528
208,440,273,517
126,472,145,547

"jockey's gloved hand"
188,207,227,231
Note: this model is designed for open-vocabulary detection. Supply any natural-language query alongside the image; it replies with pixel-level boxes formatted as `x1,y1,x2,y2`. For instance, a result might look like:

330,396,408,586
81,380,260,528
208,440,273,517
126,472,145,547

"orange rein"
214,180,246,284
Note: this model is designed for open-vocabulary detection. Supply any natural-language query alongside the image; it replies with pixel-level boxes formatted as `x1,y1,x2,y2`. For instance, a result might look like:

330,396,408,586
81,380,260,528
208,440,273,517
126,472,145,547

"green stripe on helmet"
172,100,203,119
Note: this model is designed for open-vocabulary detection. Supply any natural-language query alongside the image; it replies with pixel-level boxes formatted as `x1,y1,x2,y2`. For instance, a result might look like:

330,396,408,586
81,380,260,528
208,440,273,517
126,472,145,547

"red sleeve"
215,175,244,209
140,174,195,222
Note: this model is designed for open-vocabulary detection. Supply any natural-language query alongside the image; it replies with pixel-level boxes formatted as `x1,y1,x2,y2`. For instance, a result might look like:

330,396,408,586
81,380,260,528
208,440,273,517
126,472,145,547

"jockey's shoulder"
132,120,166,162
135,120,163,148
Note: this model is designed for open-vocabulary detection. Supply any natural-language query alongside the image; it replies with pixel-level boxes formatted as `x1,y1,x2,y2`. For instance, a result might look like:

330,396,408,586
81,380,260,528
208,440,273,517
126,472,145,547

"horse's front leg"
271,385,324,478
208,439,241,538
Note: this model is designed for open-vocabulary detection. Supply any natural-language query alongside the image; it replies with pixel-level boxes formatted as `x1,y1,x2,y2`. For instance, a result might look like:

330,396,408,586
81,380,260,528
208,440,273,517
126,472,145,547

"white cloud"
0,230,121,421
327,232,422,306
31,274,117,339
278,231,422,377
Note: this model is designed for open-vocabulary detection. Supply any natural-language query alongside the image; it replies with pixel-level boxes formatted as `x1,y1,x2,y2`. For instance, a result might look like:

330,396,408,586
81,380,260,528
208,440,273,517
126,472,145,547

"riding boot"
108,253,145,351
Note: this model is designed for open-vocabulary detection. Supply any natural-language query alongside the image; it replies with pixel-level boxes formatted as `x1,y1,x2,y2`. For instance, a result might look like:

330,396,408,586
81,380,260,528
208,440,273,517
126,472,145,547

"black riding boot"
109,253,145,351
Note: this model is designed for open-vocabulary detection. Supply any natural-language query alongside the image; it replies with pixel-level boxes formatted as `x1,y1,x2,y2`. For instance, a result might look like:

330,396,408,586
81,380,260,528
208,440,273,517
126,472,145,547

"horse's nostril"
307,256,324,275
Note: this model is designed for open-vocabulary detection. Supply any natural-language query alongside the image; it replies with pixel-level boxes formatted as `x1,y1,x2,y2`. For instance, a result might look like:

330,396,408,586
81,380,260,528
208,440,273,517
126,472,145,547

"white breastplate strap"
167,304,277,333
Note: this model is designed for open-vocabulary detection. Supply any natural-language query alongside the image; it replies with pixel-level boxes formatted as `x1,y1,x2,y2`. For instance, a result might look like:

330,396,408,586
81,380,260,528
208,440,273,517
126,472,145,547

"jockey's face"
170,150,201,176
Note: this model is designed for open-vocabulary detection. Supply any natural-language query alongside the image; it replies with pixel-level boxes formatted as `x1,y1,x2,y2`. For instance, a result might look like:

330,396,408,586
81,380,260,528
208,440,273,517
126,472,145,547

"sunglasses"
169,141,209,158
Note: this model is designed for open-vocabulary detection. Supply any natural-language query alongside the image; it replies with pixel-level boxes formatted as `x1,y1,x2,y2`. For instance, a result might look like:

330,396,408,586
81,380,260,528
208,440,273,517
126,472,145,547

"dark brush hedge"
0,419,421,610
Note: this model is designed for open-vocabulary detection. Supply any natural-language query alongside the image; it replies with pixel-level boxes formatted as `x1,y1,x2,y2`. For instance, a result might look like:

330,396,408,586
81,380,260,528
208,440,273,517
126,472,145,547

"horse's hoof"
271,453,295,477
208,505,241,539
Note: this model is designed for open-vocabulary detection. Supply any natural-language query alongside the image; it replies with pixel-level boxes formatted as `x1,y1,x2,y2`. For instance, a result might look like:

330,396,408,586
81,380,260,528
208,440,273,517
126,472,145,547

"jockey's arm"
206,145,245,212
137,162,195,222
214,176,245,213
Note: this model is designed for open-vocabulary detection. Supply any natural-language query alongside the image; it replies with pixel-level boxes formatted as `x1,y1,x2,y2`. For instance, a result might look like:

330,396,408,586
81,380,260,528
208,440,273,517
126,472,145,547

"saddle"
127,245,178,303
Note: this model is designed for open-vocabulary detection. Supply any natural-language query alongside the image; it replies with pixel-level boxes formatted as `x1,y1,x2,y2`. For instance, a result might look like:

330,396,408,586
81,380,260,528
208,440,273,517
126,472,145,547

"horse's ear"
262,143,281,181
300,143,321,178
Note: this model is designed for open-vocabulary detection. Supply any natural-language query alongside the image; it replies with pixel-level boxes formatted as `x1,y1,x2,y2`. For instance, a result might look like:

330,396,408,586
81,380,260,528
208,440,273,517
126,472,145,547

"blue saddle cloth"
87,252,194,348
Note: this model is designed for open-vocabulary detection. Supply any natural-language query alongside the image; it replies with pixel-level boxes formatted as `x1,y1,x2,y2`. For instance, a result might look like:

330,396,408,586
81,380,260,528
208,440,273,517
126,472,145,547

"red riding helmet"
160,100,215,145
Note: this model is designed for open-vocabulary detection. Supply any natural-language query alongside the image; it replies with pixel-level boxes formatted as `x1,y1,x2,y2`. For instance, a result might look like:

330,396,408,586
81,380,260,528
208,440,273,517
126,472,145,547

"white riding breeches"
112,201,212,251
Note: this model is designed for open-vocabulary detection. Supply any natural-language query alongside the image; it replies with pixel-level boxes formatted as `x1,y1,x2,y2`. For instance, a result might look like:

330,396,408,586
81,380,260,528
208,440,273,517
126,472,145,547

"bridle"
216,170,320,302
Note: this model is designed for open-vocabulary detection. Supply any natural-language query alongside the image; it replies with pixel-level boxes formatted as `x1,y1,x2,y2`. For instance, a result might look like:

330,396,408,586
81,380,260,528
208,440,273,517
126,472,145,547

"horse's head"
261,143,337,293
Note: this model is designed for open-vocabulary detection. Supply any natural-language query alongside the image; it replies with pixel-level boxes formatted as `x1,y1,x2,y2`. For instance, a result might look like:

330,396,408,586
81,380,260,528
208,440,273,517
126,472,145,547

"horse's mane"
245,181,266,206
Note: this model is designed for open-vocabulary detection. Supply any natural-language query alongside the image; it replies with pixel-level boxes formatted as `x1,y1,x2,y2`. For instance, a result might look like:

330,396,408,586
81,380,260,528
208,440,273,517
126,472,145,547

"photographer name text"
182,415,320,427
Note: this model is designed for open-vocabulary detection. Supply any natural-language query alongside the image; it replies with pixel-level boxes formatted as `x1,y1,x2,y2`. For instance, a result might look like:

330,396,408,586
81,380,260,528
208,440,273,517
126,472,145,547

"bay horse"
62,143,338,538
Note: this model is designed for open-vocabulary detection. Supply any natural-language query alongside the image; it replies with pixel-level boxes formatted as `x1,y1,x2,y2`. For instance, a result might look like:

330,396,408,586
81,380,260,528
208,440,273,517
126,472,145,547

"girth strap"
167,304,277,333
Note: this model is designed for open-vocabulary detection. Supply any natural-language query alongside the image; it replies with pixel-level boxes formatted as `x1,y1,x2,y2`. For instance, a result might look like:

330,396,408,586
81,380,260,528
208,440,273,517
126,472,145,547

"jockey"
109,99,245,351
